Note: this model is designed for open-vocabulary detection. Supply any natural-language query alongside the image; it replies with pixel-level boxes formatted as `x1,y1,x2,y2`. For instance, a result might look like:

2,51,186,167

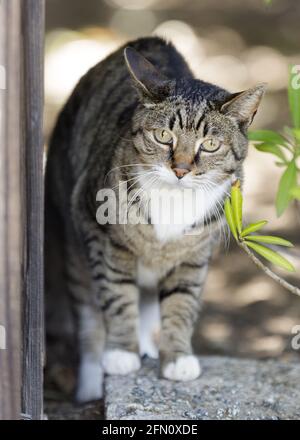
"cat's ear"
220,84,266,127
124,47,173,102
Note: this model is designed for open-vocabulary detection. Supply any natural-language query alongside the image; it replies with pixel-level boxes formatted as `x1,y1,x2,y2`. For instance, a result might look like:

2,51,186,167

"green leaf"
241,220,268,237
224,198,237,240
293,128,300,143
231,181,243,234
245,241,295,272
254,143,286,162
290,186,300,200
246,235,293,247
276,160,297,216
283,126,300,143
248,130,286,145
289,65,300,129
275,162,287,167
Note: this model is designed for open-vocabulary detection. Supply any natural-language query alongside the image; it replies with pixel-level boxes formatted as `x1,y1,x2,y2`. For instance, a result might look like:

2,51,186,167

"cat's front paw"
102,349,141,375
162,354,201,381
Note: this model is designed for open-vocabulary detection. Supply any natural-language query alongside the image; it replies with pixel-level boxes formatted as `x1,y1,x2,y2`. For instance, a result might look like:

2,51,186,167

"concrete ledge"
105,356,300,420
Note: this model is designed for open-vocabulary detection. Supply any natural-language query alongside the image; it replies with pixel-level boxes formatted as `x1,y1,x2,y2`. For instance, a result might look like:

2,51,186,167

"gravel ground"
105,356,300,420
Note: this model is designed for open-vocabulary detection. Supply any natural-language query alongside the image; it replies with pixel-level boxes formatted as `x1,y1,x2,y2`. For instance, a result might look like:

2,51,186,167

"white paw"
102,349,141,375
76,358,103,403
162,355,201,381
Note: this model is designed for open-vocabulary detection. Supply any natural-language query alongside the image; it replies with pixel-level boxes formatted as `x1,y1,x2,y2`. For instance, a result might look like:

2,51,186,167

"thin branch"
238,240,300,297
294,200,300,226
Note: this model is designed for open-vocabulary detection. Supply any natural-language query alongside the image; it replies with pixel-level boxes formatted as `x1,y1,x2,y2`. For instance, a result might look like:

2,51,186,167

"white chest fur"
138,169,230,243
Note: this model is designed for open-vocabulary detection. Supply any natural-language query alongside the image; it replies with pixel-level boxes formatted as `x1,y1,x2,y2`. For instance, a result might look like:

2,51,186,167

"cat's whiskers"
197,179,230,248
202,184,227,247
192,177,231,199
123,177,153,234
104,163,155,184
111,175,142,191
126,179,156,226
117,135,134,142
127,170,158,179
189,176,228,245
109,168,158,195
212,202,229,249
111,166,231,244
127,171,158,193
127,173,158,215
197,183,212,238
136,175,160,221
193,170,231,184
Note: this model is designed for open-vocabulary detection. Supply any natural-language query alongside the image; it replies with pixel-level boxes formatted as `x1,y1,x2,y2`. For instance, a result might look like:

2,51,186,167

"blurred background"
44,0,300,418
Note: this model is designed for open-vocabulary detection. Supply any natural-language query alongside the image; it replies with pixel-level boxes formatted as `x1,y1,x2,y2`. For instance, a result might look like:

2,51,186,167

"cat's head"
124,46,266,189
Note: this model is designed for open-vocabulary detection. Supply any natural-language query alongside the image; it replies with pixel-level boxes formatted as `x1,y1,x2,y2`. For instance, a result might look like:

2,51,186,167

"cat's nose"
172,163,192,179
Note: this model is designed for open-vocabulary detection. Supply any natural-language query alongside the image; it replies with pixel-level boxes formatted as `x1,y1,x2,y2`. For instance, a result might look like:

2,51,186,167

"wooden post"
0,0,45,420
21,0,45,420
0,0,22,420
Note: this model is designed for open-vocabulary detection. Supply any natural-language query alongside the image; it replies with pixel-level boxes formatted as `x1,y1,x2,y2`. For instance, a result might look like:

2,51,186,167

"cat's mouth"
150,165,193,188
152,165,229,190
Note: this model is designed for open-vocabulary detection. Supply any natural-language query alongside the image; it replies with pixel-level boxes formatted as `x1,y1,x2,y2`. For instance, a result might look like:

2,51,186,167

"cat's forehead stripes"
168,114,176,131
166,97,212,135
167,107,209,137
195,113,205,131
176,109,184,129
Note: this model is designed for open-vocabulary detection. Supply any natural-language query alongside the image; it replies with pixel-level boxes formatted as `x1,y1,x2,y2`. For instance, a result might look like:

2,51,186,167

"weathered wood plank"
0,0,45,420
0,0,22,420
21,0,45,420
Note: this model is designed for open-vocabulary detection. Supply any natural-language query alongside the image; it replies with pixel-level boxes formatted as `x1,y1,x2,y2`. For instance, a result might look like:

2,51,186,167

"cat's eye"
201,138,221,153
153,128,173,145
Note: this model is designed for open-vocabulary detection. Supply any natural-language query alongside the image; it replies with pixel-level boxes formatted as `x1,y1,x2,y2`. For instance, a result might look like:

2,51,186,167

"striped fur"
45,37,264,402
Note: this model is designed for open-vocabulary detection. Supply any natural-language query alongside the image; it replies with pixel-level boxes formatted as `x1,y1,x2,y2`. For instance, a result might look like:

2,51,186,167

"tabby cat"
45,36,265,402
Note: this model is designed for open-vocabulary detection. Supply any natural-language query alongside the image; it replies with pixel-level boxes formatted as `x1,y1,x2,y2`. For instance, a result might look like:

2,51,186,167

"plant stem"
295,200,300,226
238,240,300,297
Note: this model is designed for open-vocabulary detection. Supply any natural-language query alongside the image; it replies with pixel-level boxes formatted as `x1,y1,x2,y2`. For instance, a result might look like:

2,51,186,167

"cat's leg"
73,186,141,376
158,258,209,381
75,303,105,403
65,246,105,403
88,236,141,376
